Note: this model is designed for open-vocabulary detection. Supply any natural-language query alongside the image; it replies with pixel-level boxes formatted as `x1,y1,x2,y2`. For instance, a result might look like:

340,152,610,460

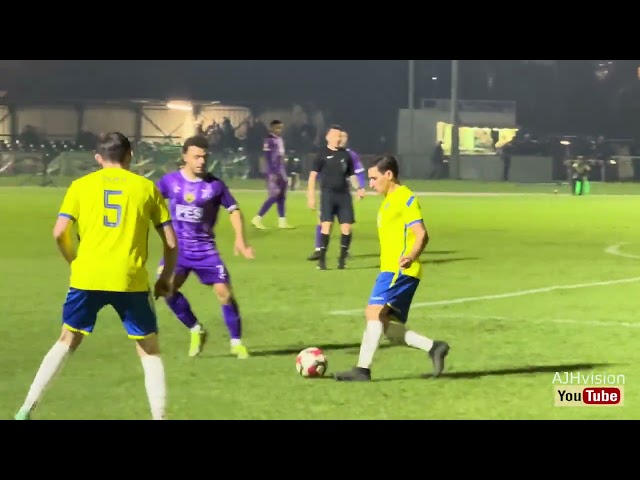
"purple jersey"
157,171,238,257
263,133,287,177
347,148,366,188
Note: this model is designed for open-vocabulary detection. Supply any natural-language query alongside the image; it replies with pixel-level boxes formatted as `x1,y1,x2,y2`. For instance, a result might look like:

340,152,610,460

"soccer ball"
296,347,328,378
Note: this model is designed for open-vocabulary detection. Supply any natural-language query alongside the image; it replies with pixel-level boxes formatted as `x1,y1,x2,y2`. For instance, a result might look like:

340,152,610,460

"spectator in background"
220,117,238,151
429,141,445,179
298,121,316,155
205,121,222,156
501,139,514,181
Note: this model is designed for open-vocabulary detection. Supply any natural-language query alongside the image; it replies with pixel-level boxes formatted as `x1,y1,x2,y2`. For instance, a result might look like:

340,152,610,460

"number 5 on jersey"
104,190,123,227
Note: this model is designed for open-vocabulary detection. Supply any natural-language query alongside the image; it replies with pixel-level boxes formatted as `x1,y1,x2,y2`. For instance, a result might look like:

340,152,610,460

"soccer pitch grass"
1,180,639,420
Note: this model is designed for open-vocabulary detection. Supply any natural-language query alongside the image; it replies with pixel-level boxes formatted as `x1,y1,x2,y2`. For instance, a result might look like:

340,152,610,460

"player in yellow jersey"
334,155,450,381
14,132,178,420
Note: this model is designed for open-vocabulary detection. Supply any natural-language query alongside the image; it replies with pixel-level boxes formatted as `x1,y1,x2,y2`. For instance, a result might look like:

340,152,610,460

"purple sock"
315,224,322,249
257,197,276,217
276,196,286,217
166,292,198,329
221,299,242,340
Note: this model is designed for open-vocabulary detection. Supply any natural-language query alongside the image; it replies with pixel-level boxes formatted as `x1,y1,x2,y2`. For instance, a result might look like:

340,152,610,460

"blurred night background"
2,59,640,185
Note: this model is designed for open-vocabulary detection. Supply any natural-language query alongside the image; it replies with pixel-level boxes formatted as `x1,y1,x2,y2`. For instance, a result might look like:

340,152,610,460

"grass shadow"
349,251,458,260
370,362,617,382
424,257,480,264
425,257,479,265
345,257,479,270
348,253,379,260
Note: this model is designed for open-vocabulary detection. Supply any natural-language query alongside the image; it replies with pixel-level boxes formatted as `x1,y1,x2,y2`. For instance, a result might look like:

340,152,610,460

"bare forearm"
230,210,248,247
162,244,178,279
56,233,76,264
408,231,429,261
157,224,178,279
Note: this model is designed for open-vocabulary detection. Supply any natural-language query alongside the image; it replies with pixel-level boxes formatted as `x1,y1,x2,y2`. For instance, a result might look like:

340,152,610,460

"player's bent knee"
365,304,385,321
213,283,232,304
59,326,85,351
385,321,407,345
339,223,351,235
136,334,160,356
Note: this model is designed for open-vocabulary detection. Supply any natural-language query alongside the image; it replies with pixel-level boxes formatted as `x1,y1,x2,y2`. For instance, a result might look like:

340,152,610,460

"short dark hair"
96,132,131,163
182,135,209,154
270,120,283,127
328,124,343,132
373,154,400,179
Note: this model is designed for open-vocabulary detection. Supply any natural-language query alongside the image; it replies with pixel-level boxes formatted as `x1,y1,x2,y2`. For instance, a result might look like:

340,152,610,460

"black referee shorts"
320,191,355,224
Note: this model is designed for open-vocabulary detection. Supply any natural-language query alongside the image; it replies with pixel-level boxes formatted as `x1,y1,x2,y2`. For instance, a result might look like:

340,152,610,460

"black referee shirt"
312,147,354,193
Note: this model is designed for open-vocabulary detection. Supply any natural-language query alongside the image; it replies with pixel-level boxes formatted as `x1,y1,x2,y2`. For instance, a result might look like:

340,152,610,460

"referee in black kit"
307,125,365,270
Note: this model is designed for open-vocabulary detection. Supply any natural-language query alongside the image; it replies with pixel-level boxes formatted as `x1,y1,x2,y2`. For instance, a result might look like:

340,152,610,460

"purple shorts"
267,173,287,198
158,253,230,286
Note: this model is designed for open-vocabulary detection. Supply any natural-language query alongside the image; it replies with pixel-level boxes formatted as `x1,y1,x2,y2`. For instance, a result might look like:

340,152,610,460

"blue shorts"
62,288,158,339
368,272,420,324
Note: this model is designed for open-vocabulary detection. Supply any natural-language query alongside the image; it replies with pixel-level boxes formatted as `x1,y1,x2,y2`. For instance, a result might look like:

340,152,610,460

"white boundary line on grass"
329,276,640,316
424,313,640,329
331,243,640,317
604,242,640,260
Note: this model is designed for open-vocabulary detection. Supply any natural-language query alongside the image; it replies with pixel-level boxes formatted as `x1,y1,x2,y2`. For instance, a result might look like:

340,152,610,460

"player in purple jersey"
307,129,365,261
251,120,295,230
156,136,255,358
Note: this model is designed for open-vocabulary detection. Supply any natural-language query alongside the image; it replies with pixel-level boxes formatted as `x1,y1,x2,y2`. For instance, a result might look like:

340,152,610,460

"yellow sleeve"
58,181,80,222
150,183,172,228
401,194,423,227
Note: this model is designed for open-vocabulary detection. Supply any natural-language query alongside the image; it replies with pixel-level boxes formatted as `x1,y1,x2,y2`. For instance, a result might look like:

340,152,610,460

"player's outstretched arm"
408,221,429,259
349,175,366,199
229,209,254,259
154,223,178,298
348,150,366,188
400,221,429,269
53,216,76,264
150,183,178,298
55,182,80,264
345,153,365,199
157,223,178,276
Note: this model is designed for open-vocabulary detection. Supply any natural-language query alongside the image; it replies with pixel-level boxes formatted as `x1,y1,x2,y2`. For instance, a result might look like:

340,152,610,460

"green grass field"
1,179,639,419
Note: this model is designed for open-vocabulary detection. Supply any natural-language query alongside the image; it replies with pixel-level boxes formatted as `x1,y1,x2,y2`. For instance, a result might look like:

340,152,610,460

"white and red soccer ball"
296,347,328,378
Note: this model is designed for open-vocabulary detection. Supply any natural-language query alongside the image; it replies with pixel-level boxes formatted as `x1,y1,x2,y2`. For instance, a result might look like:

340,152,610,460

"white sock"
140,355,167,420
21,341,71,413
404,330,434,352
190,324,202,333
357,320,383,369
230,338,242,347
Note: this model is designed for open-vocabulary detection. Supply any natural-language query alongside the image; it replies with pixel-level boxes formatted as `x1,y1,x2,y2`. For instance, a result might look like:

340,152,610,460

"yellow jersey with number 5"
58,169,171,292
377,185,424,280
